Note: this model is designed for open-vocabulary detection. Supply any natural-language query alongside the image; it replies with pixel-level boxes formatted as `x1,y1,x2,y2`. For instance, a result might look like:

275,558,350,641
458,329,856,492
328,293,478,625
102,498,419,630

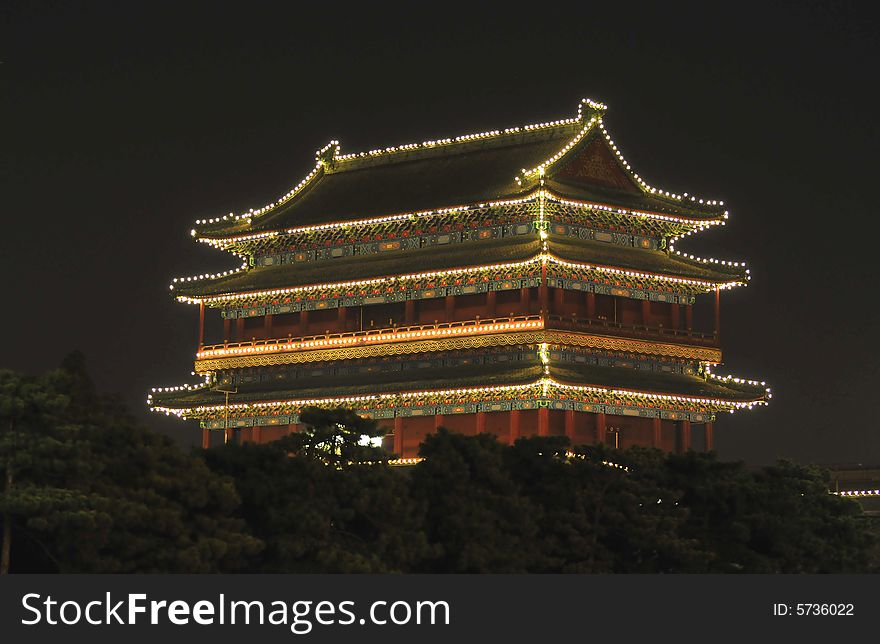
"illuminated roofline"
148,372,769,419
190,100,603,231
172,251,746,305
193,187,728,249
190,98,726,235
518,114,727,210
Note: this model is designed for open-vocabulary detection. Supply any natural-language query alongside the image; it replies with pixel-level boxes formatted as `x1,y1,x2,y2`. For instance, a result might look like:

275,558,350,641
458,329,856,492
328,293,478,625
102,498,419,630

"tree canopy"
1,357,876,573
1,353,261,573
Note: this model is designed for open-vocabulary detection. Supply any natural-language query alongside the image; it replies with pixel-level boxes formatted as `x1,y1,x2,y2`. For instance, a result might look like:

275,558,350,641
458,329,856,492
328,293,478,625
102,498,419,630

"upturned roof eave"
193,184,728,251
149,366,769,414
170,243,746,304
188,99,729,242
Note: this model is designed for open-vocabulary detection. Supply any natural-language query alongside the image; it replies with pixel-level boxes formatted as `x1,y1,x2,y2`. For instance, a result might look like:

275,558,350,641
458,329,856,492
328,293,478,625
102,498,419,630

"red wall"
232,411,709,459
216,290,696,344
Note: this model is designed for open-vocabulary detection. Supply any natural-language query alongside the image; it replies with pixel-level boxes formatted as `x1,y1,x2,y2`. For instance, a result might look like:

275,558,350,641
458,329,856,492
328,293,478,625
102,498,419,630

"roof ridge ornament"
316,139,340,170
577,97,608,121
518,99,605,182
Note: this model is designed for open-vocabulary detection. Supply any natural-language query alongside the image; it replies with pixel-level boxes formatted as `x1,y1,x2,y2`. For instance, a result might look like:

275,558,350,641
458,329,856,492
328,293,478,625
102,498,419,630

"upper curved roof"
172,233,744,301
193,99,727,239
150,358,767,412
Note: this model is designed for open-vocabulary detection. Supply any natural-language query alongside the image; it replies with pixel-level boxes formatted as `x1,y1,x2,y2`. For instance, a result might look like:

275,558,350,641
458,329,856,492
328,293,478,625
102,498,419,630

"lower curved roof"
175,237,542,299
151,357,765,412
174,233,744,301
547,235,743,283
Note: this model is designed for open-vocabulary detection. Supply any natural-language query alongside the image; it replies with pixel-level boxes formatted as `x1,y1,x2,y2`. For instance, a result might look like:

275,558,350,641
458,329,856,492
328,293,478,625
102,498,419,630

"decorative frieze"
194,328,722,373
194,378,723,430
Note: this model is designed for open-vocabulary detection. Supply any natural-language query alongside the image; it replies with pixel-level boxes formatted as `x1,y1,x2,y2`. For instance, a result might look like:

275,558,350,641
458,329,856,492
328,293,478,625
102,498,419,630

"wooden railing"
198,315,544,358
546,314,718,346
198,311,718,360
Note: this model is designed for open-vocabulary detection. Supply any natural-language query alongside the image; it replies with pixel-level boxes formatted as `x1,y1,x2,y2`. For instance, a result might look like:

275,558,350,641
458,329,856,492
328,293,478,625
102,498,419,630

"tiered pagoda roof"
151,97,769,434
152,350,767,428
191,99,725,242
172,234,743,302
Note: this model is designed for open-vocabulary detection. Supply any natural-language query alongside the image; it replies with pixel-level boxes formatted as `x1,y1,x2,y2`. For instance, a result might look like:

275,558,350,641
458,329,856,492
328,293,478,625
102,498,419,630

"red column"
586,292,596,319
394,416,404,456
198,301,205,349
236,318,245,341
704,422,714,452
553,287,564,316
538,407,549,436
684,305,693,332
288,423,299,435
475,411,486,434
201,428,210,449
713,287,721,342
520,287,531,315
565,410,576,441
509,410,521,444
641,299,651,327
671,304,680,331
486,290,497,318
223,319,231,343
444,295,455,322
252,426,262,444
652,416,662,449
337,306,347,331
299,310,309,335
539,264,549,317
224,427,235,444
404,300,416,325
677,420,691,453
595,412,606,444
435,414,445,430
264,314,273,339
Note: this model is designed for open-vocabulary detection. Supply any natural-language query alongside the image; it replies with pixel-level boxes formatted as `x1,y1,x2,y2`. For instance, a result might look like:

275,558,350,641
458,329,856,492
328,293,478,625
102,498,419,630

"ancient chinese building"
149,98,770,456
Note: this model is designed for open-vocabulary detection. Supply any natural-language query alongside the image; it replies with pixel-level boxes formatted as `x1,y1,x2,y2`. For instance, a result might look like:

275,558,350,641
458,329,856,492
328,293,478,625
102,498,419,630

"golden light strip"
176,250,742,306
332,99,597,161
834,489,880,498
546,253,745,290
176,256,543,305
520,116,600,178
192,184,727,251
189,97,733,247
150,372,768,420
596,119,724,207
195,195,534,247
519,113,726,212
546,191,725,226
357,455,627,469
190,98,604,232
667,226,749,271
546,377,767,410
191,329,722,374
388,457,425,467
150,381,541,418
196,318,544,359
703,364,770,394
193,141,337,227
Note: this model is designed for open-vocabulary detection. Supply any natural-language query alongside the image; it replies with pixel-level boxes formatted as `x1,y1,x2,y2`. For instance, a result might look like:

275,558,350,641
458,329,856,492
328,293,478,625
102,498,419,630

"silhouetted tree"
278,406,388,467
409,429,546,572
204,437,428,572
1,355,262,573
3,363,876,573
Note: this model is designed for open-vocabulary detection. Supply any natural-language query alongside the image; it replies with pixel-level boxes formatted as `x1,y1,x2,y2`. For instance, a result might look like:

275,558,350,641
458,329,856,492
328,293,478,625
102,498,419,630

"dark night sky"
2,2,878,465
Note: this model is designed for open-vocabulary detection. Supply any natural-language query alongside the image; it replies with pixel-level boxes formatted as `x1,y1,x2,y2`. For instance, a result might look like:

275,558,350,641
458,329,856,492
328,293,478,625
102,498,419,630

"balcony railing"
197,312,718,361
197,315,544,360
546,314,718,346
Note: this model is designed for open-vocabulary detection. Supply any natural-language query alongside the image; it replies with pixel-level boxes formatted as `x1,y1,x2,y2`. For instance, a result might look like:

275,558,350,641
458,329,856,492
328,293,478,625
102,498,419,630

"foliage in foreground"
1,357,876,573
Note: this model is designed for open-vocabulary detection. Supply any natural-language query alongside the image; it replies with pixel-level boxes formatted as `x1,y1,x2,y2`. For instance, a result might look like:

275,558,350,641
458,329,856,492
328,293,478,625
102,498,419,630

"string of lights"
172,250,744,307
149,368,768,420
